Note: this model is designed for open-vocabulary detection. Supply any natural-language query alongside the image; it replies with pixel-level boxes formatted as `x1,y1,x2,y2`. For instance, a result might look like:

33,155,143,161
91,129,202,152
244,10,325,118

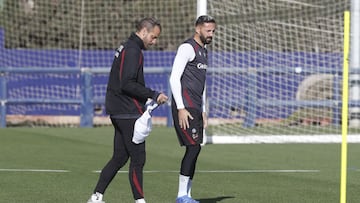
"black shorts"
172,107,203,146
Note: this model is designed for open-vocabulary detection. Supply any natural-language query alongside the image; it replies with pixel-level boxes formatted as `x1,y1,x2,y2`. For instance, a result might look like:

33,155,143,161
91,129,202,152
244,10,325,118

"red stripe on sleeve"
119,50,126,79
133,99,144,114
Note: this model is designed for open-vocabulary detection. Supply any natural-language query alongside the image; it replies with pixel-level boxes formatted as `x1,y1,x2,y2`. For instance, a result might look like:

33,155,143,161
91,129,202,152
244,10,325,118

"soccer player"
87,17,168,203
169,15,216,203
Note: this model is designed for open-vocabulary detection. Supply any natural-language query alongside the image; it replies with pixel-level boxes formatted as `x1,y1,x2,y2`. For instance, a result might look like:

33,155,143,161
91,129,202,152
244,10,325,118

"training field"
1,126,360,203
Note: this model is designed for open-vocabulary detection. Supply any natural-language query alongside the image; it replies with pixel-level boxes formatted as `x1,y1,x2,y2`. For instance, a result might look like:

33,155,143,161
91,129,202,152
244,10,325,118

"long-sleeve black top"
105,33,160,118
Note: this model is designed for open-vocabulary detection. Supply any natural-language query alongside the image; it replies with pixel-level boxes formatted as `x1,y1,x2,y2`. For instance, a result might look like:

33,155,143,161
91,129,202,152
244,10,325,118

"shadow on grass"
197,196,235,203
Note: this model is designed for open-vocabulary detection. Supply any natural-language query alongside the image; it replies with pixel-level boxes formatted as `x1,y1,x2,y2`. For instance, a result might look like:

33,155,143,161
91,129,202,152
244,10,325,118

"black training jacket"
105,33,160,118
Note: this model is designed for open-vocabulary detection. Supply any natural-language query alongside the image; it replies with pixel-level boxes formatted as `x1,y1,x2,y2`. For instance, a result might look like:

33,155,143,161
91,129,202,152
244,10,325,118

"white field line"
92,169,319,173
208,135,360,144
0,169,321,174
0,169,70,173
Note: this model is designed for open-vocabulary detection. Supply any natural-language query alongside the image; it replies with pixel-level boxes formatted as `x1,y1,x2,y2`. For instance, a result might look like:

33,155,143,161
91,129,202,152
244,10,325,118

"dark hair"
136,17,161,32
195,15,216,26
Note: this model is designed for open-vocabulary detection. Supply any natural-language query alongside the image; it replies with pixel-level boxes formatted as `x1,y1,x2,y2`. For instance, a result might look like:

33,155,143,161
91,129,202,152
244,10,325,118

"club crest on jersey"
191,128,199,140
199,51,206,58
197,63,207,70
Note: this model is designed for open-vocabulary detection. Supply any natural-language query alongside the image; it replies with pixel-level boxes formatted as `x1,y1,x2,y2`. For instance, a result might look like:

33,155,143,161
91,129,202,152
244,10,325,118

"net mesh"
206,0,351,135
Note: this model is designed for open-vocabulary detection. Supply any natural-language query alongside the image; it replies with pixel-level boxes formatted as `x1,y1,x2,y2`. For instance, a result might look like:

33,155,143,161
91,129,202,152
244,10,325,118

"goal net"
206,0,354,141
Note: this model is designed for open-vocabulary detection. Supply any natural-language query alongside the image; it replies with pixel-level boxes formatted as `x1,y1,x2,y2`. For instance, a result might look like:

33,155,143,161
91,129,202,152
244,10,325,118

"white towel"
132,100,158,144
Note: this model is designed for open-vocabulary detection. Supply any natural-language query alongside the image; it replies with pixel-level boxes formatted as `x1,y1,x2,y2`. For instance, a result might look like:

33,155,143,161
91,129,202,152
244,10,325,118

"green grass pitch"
1,126,360,203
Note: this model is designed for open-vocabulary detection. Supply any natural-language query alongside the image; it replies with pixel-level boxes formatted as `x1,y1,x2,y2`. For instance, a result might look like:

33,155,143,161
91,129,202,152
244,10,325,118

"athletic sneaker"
87,192,105,203
176,195,199,203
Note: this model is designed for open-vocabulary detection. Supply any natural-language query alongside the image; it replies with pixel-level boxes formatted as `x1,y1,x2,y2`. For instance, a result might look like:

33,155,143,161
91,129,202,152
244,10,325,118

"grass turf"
0,126,360,203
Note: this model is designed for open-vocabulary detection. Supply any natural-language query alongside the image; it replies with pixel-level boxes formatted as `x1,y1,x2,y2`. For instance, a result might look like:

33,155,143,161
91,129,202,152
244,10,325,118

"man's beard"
200,35,212,44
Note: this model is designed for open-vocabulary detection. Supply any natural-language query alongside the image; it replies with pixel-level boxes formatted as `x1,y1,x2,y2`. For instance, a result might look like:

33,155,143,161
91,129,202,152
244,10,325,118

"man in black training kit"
169,15,216,203
87,17,168,203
